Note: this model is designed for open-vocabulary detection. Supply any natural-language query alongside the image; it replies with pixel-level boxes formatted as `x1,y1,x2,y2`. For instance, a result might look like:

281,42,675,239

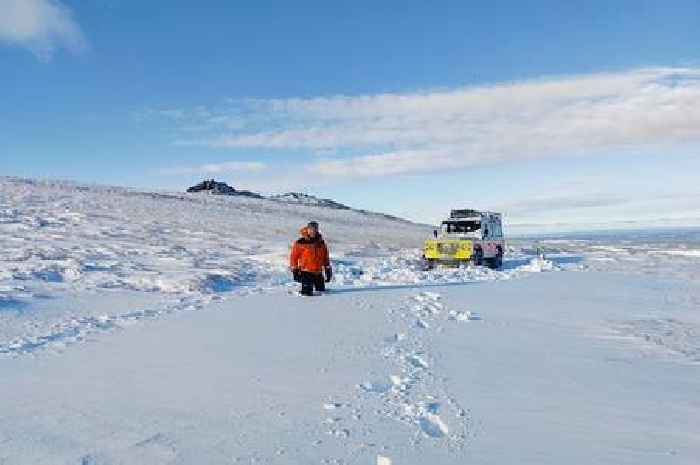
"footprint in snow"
357,381,391,393
79,432,177,465
323,402,344,410
417,413,449,438
448,310,482,321
383,333,405,343
405,354,429,369
415,291,441,301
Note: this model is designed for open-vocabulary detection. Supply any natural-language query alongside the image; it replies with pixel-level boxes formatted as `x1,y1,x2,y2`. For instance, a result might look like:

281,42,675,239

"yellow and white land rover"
423,209,505,269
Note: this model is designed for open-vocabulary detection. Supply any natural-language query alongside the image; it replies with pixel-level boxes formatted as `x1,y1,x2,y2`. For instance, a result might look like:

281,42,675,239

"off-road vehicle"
423,209,505,269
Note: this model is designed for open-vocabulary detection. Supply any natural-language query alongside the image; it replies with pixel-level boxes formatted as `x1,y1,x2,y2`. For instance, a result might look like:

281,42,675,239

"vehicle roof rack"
450,209,482,218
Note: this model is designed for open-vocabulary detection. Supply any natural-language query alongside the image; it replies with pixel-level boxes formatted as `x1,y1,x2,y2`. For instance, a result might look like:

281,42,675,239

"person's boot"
300,272,314,296
315,275,326,293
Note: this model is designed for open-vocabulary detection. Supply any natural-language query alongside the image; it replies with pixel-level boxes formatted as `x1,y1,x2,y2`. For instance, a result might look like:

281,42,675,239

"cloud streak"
169,67,700,179
0,0,87,60
160,161,266,176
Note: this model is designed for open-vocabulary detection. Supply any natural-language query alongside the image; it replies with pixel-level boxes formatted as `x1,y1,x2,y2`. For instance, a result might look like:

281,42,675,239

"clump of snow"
332,250,557,290
417,411,450,438
517,257,556,272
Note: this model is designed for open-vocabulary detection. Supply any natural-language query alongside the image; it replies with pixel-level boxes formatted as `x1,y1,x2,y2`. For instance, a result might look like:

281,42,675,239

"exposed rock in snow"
186,179,264,198
270,192,352,210
270,192,415,223
183,182,419,222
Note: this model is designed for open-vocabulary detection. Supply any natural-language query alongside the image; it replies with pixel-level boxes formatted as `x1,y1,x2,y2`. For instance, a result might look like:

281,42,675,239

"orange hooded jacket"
290,227,330,273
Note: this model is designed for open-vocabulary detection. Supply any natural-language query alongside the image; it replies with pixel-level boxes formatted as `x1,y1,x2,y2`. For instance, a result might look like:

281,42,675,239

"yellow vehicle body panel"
424,239,473,260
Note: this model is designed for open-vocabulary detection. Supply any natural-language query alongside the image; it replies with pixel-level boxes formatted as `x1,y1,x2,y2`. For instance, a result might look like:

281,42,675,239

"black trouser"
300,271,325,295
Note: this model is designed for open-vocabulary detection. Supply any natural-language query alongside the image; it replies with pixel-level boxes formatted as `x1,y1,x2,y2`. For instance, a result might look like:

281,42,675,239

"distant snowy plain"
1,177,698,464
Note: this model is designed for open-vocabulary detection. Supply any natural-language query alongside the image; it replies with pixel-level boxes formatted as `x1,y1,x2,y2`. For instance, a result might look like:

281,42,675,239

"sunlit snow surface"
0,177,424,353
521,229,700,364
2,178,700,464
1,177,698,361
0,177,560,355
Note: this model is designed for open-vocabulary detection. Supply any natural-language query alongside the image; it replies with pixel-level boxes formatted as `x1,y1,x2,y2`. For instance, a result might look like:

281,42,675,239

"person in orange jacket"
290,221,332,296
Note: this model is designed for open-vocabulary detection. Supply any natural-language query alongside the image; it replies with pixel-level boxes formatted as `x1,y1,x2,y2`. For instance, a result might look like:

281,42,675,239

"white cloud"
160,161,267,176
308,149,463,177
0,0,87,60
171,67,700,179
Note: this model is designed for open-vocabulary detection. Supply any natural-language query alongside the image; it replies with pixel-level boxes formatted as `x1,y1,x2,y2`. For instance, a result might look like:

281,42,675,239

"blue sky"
1,0,699,231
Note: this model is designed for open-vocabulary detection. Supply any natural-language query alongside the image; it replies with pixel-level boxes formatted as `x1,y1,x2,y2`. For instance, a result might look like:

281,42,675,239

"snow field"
2,177,700,463
0,177,429,354
0,248,558,357
0,175,564,357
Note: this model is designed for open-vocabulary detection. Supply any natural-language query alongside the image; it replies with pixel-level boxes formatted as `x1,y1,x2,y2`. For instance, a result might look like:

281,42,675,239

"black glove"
324,266,333,283
292,268,301,282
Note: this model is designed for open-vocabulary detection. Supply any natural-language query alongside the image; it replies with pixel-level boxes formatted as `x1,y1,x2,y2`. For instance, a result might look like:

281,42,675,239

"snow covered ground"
1,177,699,464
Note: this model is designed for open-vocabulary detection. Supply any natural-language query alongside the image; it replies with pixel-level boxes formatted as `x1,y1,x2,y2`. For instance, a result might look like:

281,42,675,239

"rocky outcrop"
186,179,263,198
269,192,352,210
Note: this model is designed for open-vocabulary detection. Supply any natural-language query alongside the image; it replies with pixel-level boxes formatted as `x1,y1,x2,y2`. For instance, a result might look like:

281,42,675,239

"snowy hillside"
0,177,430,347
1,177,699,465
270,192,353,210
269,192,416,224
0,176,555,355
183,179,415,224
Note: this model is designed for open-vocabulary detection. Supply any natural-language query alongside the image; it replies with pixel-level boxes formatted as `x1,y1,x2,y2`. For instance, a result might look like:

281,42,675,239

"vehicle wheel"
424,258,436,270
472,247,483,266
493,247,504,269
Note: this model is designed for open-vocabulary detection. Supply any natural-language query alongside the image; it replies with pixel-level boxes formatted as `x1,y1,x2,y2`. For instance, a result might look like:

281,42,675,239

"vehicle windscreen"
442,221,480,233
